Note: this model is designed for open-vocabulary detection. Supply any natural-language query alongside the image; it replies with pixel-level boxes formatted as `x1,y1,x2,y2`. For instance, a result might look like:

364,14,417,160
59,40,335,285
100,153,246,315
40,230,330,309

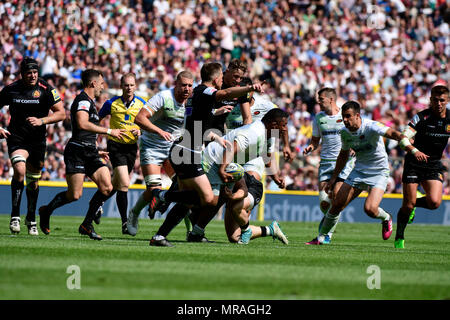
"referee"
0,57,65,235
97,73,145,234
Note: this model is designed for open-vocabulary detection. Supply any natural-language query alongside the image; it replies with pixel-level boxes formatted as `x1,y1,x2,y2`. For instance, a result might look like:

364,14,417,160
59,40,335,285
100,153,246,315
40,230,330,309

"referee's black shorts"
402,159,445,184
64,141,107,177
7,135,46,168
107,140,138,173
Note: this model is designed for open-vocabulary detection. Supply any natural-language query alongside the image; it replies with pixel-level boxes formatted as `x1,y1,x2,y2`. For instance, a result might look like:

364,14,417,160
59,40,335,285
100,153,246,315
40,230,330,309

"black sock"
11,178,24,218
189,207,200,225
240,222,249,231
26,184,39,221
196,197,226,229
395,208,410,240
163,190,201,206
168,177,178,192
260,226,267,237
116,190,128,223
415,197,430,209
47,191,70,215
83,190,112,225
157,203,190,237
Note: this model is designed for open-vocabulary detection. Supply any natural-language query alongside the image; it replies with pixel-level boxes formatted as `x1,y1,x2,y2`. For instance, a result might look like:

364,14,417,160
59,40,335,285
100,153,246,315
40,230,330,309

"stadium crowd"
0,0,449,194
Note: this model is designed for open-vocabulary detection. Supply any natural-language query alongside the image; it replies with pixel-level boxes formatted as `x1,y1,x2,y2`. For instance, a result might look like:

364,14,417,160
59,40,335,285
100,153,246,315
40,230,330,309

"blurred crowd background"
0,0,449,194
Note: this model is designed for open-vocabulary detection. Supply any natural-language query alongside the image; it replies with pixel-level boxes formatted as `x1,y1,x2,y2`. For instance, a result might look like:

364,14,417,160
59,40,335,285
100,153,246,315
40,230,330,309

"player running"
0,57,65,235
306,100,425,245
394,83,449,248
38,69,125,240
126,71,194,236
302,87,354,243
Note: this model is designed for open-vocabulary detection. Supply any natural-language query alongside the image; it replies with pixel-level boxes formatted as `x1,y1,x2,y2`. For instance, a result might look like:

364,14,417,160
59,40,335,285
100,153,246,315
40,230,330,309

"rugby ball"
225,163,245,181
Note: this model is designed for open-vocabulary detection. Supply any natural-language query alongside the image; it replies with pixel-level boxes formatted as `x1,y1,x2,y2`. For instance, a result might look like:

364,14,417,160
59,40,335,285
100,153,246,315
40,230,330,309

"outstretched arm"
385,127,429,162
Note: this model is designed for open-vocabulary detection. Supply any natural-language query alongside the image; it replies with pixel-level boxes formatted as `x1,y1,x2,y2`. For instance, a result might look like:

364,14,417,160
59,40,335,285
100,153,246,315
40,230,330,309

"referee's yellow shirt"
99,95,146,144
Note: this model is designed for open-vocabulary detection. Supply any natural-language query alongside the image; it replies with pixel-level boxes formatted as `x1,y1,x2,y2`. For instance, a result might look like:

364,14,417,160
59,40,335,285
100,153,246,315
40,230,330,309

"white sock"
132,193,148,214
319,212,340,236
153,234,165,241
376,207,390,221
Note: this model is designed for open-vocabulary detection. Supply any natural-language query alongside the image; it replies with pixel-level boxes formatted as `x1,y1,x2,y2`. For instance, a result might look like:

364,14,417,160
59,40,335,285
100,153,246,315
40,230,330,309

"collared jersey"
340,118,389,174
406,108,450,168
0,78,61,141
226,95,276,130
143,88,186,140
99,95,146,144
312,109,345,160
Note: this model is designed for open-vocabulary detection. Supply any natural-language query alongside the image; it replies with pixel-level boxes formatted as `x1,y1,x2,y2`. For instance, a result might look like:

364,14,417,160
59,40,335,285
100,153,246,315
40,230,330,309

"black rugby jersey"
0,78,61,140
69,91,99,147
179,84,218,151
405,108,450,167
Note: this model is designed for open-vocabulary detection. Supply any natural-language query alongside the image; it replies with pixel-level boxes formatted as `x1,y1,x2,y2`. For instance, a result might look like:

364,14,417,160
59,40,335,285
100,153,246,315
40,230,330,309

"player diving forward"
223,77,292,244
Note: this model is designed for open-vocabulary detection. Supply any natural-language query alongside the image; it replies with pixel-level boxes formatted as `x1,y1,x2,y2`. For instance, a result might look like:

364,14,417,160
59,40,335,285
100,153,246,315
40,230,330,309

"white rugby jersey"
143,88,186,141
202,120,272,171
312,110,345,160
340,118,389,174
225,95,276,130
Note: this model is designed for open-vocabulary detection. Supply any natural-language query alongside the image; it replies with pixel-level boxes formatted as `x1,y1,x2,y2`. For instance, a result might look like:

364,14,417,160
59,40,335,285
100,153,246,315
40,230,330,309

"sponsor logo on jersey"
203,87,217,96
78,100,90,111
12,98,39,104
33,90,41,98
336,119,342,123
51,89,60,101
446,124,450,132
253,111,260,115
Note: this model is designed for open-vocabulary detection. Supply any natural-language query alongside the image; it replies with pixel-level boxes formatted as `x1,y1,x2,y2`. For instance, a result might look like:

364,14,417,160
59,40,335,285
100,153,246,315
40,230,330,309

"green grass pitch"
0,215,449,300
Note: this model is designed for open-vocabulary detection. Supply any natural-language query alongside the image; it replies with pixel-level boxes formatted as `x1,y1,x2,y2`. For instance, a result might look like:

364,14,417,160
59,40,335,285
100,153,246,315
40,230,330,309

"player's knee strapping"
144,174,162,188
11,155,26,166
319,190,331,214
